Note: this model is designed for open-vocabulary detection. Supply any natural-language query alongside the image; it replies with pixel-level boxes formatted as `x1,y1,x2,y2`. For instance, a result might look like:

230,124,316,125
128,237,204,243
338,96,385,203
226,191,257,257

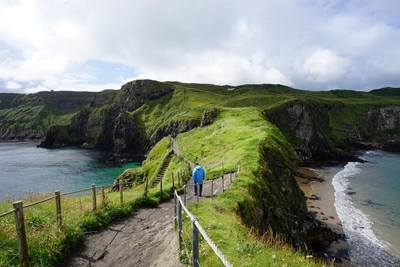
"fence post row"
3,161,239,266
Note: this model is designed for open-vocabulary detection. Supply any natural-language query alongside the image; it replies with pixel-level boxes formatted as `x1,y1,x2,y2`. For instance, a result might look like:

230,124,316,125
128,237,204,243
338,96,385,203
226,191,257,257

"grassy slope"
176,107,323,266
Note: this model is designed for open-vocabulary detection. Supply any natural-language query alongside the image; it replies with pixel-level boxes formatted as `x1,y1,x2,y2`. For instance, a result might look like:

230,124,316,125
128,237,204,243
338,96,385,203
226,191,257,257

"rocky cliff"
265,100,400,164
0,91,96,140
40,80,175,155
255,139,308,248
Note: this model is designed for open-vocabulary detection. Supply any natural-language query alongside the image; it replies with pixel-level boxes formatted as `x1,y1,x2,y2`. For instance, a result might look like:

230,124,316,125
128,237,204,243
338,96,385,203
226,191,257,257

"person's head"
195,163,199,166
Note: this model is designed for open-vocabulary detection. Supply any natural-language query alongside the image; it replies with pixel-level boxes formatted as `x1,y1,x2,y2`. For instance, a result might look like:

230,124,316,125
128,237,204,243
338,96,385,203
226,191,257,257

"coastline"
295,166,351,266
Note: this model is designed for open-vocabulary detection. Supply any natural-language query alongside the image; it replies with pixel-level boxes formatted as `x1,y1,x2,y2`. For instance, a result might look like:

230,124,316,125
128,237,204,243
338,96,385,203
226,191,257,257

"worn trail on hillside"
61,139,236,267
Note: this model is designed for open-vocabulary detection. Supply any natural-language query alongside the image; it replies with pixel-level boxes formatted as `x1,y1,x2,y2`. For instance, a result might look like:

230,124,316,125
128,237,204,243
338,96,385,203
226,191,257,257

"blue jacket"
192,165,205,183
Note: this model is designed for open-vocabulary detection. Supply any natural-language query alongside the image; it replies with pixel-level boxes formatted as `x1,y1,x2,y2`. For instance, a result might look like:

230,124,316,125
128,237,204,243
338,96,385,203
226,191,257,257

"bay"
0,142,143,202
332,150,400,266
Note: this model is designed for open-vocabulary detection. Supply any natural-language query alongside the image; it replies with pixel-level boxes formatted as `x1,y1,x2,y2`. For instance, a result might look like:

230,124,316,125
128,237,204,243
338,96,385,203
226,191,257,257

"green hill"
1,80,400,266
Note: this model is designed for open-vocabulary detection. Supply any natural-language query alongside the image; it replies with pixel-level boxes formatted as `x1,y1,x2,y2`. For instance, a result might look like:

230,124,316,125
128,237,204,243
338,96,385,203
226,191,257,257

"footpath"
61,139,236,267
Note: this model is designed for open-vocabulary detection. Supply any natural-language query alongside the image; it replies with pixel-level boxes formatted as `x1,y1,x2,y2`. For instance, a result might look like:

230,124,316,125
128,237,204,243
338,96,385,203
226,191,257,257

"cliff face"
0,91,96,140
265,101,345,162
40,80,181,158
364,106,400,133
255,139,308,248
265,100,400,162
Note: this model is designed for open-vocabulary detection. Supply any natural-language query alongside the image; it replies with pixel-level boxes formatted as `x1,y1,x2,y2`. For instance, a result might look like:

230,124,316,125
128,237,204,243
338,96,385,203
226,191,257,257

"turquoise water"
0,142,143,202
332,150,400,266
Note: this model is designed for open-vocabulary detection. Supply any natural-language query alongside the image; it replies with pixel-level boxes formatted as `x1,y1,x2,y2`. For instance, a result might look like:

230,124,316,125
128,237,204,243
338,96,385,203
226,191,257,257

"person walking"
192,163,205,196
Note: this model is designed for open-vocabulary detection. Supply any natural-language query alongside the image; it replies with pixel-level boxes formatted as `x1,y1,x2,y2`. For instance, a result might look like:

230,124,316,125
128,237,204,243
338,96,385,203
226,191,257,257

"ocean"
332,150,400,266
0,142,143,202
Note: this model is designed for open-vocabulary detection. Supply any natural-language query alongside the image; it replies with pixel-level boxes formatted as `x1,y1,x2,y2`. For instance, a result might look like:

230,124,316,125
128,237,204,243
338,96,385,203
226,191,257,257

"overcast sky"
1,0,399,94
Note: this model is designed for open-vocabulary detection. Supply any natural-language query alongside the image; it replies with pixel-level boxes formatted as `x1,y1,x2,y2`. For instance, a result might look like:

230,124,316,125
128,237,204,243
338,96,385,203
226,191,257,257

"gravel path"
60,139,236,267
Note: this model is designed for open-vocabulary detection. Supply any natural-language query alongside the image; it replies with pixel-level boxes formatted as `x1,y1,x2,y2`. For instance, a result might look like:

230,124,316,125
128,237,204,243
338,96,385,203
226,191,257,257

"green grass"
176,107,329,266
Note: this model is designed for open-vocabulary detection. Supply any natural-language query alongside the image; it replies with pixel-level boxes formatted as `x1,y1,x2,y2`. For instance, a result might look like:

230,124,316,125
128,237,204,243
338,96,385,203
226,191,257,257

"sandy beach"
295,166,351,266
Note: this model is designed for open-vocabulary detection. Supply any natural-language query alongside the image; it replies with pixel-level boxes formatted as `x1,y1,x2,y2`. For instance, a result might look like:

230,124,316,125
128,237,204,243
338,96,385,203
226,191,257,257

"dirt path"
61,139,236,267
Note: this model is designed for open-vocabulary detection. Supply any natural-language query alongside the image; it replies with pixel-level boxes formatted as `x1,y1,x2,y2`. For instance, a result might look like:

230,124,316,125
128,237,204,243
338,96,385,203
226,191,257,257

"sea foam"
332,162,400,266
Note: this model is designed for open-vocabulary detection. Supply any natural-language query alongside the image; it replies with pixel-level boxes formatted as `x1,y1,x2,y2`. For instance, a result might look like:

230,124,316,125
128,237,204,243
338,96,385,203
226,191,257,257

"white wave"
332,162,400,266
365,150,384,157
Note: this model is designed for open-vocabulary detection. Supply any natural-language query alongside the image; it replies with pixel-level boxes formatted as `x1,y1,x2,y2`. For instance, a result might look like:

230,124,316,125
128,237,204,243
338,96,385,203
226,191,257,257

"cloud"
302,48,351,83
5,81,22,90
0,0,399,93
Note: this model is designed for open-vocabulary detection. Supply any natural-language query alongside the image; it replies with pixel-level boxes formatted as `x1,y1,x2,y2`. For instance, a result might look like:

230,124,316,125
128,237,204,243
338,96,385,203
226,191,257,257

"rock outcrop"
264,101,347,162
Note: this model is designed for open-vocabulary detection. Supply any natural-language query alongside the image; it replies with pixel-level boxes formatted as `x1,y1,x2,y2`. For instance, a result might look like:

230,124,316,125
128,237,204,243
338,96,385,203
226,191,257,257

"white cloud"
0,0,399,93
302,49,351,83
5,81,22,90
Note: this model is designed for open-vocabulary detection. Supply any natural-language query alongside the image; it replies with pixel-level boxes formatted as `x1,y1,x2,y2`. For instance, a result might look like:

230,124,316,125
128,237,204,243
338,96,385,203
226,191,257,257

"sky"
0,0,400,94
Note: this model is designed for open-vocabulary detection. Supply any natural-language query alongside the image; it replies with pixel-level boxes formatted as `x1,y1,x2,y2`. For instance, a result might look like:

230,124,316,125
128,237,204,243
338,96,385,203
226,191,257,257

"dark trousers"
194,183,203,196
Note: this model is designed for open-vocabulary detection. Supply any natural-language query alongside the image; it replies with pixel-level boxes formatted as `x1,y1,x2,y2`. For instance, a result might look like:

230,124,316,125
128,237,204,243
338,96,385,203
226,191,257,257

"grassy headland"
2,81,400,266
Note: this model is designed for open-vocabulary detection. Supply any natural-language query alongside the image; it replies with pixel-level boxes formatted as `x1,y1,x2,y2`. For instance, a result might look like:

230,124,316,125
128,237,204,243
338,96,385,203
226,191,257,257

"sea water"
332,150,400,266
0,142,143,202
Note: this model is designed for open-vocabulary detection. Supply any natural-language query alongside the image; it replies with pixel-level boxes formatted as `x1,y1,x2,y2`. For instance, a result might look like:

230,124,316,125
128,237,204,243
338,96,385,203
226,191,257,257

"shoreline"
295,166,351,266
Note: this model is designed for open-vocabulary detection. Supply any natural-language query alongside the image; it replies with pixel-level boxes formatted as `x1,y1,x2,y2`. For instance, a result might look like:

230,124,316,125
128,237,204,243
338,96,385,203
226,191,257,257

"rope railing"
0,208,16,218
23,195,57,209
62,187,92,196
0,164,190,267
174,190,234,267
172,159,239,267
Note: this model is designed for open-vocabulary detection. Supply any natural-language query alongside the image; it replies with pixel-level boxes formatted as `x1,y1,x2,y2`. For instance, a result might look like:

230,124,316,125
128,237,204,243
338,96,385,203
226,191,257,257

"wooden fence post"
184,185,187,206
13,201,29,267
144,177,149,197
92,184,97,212
55,190,62,229
101,186,105,204
160,175,163,192
172,173,175,188
192,217,199,267
178,199,183,254
211,179,214,199
119,182,123,204
222,174,225,192
174,192,177,220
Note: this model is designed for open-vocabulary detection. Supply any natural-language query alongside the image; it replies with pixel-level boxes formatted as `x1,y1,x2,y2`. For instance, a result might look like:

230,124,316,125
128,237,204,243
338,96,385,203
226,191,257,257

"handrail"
174,191,233,267
0,209,16,218
62,187,92,196
23,195,57,209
